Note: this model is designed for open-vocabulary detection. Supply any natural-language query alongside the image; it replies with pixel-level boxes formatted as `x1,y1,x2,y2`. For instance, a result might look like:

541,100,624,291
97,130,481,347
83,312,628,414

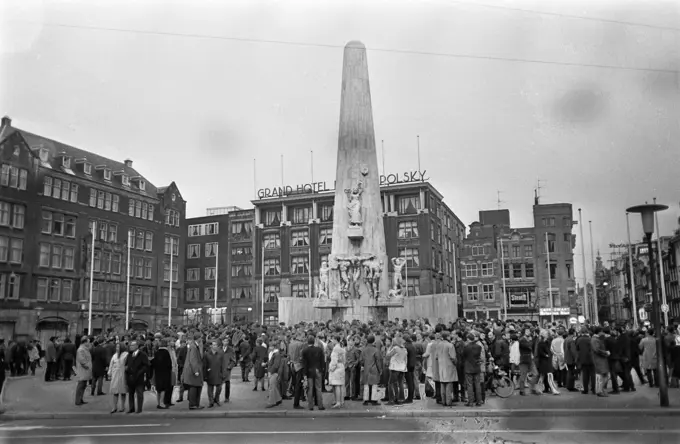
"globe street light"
626,202,669,407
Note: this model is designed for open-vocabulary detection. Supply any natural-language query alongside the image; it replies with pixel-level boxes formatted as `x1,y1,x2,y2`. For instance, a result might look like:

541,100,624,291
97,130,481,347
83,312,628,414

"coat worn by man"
435,340,458,383
76,344,93,382
91,344,108,378
251,345,269,380
591,334,610,375
222,345,237,379
151,347,173,391
564,335,578,367
576,335,594,368
203,349,224,386
360,343,382,386
492,336,510,369
182,342,204,387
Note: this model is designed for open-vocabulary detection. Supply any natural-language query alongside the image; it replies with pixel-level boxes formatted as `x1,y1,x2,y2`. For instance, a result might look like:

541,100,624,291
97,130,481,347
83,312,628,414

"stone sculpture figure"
339,260,351,298
363,258,383,299
345,181,364,227
351,257,363,298
318,261,329,299
390,257,407,298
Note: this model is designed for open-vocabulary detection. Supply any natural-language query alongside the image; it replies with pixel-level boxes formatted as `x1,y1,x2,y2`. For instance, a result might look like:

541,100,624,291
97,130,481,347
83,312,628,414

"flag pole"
499,234,507,321
578,209,589,321
253,158,257,200
381,140,385,176
311,150,314,184
214,243,219,311
404,250,409,298
626,212,638,328
589,220,598,324
261,240,265,324
125,229,131,330
88,220,96,335
653,197,668,326
168,239,173,326
546,231,554,323
417,135,421,172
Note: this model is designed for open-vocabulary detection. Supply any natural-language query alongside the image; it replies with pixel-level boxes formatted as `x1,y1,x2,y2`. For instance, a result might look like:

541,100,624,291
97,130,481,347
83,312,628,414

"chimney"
0,116,11,138
124,159,133,168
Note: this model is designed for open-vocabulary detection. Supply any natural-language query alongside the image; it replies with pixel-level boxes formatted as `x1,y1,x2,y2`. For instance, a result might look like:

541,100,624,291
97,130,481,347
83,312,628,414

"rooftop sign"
256,170,429,199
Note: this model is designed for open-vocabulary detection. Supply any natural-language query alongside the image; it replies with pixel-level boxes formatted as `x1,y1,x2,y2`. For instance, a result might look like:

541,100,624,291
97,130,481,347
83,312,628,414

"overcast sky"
1,0,679,284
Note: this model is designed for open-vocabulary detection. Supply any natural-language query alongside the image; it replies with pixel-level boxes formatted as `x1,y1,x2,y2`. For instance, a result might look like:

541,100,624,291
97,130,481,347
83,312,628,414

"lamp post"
626,202,669,407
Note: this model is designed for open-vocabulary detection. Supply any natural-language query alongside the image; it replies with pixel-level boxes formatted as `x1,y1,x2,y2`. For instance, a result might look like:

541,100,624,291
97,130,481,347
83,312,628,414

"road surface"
0,415,678,443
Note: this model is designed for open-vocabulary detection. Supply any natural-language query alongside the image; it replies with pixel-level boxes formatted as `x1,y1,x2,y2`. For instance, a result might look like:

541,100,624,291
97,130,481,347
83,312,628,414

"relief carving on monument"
345,179,364,240
363,257,383,300
317,260,329,299
389,257,406,299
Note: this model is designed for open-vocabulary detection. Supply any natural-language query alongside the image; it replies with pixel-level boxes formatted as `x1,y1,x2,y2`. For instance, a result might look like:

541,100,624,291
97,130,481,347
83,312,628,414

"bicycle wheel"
493,375,515,398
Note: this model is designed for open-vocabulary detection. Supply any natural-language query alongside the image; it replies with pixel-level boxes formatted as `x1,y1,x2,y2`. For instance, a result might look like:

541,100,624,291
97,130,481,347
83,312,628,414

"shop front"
505,286,539,321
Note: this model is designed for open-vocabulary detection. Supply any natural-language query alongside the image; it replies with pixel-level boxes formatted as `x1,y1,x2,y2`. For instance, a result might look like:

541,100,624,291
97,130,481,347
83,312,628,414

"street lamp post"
627,203,669,407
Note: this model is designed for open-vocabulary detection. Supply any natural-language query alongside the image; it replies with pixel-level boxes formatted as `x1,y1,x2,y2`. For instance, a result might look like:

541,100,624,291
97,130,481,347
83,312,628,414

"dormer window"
103,169,112,181
62,156,71,169
84,163,92,175
39,147,49,163
122,175,130,187
139,180,146,191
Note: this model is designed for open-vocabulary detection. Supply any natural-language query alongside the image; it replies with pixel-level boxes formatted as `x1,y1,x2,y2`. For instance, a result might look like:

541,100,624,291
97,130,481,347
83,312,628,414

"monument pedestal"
365,298,404,322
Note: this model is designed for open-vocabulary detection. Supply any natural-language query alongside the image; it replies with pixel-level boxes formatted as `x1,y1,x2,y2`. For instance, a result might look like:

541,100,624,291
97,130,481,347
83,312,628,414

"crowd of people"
1,317,680,413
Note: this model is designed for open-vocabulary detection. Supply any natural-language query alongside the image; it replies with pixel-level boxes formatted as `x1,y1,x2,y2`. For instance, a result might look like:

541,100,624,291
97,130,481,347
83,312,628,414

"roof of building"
3,124,163,198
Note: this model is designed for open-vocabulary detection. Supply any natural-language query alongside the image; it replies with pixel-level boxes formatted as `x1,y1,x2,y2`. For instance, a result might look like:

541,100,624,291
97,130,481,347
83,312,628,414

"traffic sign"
661,304,669,313
639,308,648,321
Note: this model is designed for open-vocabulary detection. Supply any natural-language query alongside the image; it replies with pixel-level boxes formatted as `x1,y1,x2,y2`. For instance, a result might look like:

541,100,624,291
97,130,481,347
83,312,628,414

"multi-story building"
250,181,465,325
666,233,679,323
461,201,577,324
461,210,538,321
0,116,186,342
183,207,254,324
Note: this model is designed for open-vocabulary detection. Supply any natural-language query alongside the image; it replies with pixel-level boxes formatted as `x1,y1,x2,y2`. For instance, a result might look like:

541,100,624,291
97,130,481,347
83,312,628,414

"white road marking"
0,424,167,432
6,429,680,439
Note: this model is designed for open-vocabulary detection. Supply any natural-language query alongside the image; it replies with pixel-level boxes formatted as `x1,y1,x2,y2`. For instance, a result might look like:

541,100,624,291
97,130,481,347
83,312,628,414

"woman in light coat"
108,343,128,413
328,337,346,408
639,329,658,387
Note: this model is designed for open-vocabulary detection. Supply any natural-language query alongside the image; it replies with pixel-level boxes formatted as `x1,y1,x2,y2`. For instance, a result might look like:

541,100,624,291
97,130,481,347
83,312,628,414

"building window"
231,221,253,237
135,201,141,218
132,286,142,306
51,245,63,269
49,278,61,302
187,268,200,281
563,217,572,227
231,287,252,300
11,204,24,229
189,224,203,237
134,257,143,278
111,253,121,274
547,235,556,253
291,256,309,274
0,202,9,226
107,223,117,243
104,192,112,211
291,206,312,224
406,277,420,296
263,210,281,227
566,263,572,279
205,242,218,257
472,245,484,256
165,209,180,227
164,236,179,256
398,220,419,238
41,211,52,234
525,263,534,278
524,245,533,257
205,222,218,235
144,258,152,279
291,230,309,247
163,261,179,282
39,243,50,267
397,247,420,267
231,264,253,277
320,205,333,222
141,202,148,220
232,246,252,256
84,163,92,175
512,245,520,257
481,262,494,277
37,277,48,301
291,283,309,298
161,288,178,308
467,285,479,302
542,217,556,227
185,288,199,302
63,246,75,270
96,190,104,209
464,264,478,278
503,263,510,279
188,243,200,259
564,233,571,242
513,264,522,278
205,267,216,280
482,284,494,301
204,288,215,301
9,238,22,263
264,233,280,249
397,195,420,214
264,258,281,276
111,194,118,212
264,284,280,302
549,263,557,280
52,179,62,199
319,228,332,245
62,279,73,302
144,232,153,251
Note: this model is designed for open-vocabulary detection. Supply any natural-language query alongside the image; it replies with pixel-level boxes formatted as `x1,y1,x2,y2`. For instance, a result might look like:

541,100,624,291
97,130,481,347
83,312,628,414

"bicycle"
485,364,515,398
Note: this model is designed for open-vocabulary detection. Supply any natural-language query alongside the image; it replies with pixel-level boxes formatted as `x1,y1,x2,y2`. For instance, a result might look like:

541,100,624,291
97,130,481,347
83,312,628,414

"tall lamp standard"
626,203,669,407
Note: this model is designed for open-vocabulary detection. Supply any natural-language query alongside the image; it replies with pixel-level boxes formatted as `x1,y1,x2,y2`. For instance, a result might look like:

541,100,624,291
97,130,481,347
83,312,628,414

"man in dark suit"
301,335,325,411
576,328,596,394
125,340,150,414
44,337,57,382
60,338,76,381
90,340,108,396
462,333,482,407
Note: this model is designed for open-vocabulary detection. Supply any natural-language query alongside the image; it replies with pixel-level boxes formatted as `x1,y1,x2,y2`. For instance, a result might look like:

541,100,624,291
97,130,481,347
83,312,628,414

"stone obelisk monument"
313,41,403,322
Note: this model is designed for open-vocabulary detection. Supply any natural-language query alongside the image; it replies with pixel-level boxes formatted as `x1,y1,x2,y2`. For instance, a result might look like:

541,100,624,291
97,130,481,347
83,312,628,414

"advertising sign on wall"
507,287,535,307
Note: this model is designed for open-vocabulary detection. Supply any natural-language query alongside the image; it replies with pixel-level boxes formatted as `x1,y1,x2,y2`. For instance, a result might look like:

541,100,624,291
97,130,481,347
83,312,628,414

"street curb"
1,408,679,421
